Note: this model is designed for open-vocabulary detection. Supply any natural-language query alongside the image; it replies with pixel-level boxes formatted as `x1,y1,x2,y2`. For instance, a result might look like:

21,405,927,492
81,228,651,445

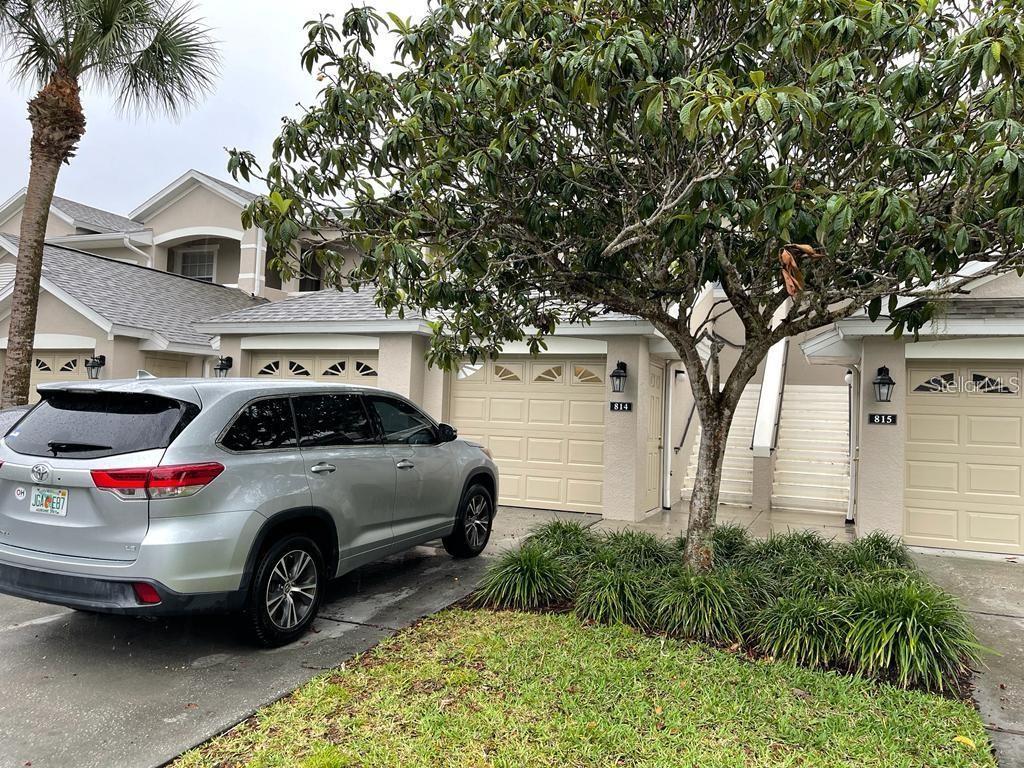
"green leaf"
755,95,773,123
868,297,882,322
749,70,765,89
268,190,293,215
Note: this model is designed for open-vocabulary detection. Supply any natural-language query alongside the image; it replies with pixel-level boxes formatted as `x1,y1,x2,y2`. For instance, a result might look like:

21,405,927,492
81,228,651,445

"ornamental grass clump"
711,524,750,565
845,531,916,571
842,579,982,692
650,569,745,645
473,544,572,612
573,564,652,628
753,595,846,670
528,520,597,560
596,529,674,570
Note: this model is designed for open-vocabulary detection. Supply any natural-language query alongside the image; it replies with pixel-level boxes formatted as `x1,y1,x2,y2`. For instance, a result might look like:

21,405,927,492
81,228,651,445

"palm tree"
0,1,218,406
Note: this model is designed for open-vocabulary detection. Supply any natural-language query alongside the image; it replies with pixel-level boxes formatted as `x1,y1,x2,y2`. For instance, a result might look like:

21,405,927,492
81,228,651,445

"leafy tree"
232,0,1024,570
0,0,218,406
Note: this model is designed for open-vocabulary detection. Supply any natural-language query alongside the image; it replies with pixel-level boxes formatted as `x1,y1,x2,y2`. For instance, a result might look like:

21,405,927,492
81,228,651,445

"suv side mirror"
438,423,458,442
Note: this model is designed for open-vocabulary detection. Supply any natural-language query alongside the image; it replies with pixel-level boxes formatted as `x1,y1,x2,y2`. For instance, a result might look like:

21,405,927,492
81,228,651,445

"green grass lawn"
175,610,994,768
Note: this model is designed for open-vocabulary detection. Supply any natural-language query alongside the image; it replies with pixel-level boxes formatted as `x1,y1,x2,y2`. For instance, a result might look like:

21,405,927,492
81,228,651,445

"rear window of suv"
5,391,198,459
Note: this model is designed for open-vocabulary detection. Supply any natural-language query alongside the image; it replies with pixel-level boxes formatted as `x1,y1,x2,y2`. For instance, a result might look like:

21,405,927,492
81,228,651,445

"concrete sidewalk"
914,552,1024,767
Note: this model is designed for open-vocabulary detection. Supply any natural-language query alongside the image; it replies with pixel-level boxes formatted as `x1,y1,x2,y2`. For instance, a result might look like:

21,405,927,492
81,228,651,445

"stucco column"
855,337,906,537
421,363,448,422
377,333,429,404
602,336,652,521
94,337,145,380
216,336,245,378
237,228,262,295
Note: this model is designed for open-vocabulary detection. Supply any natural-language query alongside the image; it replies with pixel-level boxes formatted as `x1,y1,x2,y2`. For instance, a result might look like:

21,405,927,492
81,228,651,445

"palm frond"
112,1,219,116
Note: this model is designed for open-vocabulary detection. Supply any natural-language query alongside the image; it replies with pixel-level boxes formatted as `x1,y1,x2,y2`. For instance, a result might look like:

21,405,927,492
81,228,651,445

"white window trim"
173,243,219,283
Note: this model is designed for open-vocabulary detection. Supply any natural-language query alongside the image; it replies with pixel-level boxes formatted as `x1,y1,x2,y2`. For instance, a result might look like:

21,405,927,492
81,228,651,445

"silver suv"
0,379,497,646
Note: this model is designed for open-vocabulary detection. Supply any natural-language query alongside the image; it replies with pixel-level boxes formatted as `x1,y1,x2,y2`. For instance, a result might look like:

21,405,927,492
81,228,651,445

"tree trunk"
683,403,734,571
1,71,85,407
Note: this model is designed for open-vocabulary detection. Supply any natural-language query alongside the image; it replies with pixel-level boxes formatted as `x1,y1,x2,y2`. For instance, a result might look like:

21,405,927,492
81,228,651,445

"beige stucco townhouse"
1,170,1023,557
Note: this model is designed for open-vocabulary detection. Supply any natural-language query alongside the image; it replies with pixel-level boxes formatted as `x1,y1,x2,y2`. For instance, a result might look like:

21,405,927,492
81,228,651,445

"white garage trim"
241,334,380,350
906,337,1024,360
496,337,607,355
0,333,96,350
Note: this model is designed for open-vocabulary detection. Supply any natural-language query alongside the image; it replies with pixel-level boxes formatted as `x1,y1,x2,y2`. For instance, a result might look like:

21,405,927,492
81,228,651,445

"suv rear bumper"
0,561,245,615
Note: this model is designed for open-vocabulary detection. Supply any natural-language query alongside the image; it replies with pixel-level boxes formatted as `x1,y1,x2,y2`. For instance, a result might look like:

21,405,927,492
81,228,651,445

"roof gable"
130,169,260,222
0,189,144,236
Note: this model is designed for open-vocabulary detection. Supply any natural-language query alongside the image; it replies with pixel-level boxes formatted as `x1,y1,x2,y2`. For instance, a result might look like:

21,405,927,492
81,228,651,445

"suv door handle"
396,459,415,470
310,463,336,474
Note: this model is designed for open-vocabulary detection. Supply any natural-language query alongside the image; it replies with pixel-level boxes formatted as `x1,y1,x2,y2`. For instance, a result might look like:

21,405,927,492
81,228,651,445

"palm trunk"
1,71,85,407
683,405,734,571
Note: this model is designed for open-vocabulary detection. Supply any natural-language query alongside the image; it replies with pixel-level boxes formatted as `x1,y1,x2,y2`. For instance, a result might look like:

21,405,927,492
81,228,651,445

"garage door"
450,357,606,512
30,351,89,402
250,352,379,382
905,363,1023,554
143,355,189,378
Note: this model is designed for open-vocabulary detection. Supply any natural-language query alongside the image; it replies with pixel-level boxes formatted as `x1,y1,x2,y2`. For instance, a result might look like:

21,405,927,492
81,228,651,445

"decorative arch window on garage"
252,354,378,381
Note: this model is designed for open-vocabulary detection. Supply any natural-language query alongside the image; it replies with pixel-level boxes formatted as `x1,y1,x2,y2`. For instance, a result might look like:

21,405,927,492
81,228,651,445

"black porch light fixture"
213,356,233,378
610,361,628,393
873,365,896,403
84,354,106,380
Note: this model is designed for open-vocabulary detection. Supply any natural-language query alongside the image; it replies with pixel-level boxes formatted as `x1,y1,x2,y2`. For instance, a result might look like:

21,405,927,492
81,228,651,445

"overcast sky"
0,1,428,216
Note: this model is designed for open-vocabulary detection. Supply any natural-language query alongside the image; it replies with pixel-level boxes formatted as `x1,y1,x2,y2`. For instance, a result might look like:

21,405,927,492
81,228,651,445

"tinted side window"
293,394,378,447
221,397,298,451
367,396,437,445
6,393,197,459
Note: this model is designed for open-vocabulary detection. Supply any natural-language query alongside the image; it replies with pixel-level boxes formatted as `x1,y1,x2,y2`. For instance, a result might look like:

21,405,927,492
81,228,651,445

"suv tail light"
92,463,224,500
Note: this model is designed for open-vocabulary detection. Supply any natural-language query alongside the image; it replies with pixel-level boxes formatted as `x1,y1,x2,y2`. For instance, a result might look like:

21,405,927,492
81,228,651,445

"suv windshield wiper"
47,441,114,455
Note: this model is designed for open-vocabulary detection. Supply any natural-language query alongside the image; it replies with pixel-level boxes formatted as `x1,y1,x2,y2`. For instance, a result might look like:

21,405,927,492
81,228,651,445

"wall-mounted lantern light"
674,369,686,382
84,354,106,380
610,361,628,393
873,365,895,403
213,356,233,378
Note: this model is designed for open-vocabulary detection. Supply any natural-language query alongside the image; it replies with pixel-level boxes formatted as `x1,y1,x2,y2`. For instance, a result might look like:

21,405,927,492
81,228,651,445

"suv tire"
245,534,325,647
442,482,494,558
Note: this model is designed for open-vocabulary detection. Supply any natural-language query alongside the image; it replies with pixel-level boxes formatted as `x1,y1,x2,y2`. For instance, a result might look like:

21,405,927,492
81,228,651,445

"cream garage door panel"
251,352,379,383
30,351,89,403
905,364,1024,554
451,358,606,513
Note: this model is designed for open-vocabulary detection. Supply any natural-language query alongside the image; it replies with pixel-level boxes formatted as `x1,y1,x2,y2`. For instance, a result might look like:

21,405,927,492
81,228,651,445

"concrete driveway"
0,507,589,768
914,552,1024,767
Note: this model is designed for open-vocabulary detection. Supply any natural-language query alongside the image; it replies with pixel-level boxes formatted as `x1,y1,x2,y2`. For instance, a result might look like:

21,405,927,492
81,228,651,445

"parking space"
0,507,596,768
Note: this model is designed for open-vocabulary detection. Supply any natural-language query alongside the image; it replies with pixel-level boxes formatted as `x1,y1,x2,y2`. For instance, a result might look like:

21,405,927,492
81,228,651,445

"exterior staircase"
681,388,760,507
771,385,851,524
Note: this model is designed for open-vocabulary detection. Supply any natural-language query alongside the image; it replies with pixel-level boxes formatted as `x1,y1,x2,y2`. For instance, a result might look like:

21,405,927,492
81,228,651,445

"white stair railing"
751,337,789,458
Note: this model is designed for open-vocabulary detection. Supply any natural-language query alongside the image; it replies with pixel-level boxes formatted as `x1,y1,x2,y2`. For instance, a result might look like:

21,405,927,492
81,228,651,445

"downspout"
845,365,860,525
122,235,151,267
662,359,674,510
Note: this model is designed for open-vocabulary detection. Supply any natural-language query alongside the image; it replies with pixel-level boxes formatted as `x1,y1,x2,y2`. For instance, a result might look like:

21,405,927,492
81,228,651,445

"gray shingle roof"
201,290,641,327
202,288,418,324
193,171,260,203
51,196,146,234
1,235,264,346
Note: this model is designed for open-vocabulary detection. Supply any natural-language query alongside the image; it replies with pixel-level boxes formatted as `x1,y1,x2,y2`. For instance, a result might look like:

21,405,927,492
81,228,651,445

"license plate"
30,486,69,517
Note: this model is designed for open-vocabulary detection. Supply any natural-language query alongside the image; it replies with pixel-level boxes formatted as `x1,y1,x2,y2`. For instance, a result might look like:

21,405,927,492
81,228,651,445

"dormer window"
173,244,218,282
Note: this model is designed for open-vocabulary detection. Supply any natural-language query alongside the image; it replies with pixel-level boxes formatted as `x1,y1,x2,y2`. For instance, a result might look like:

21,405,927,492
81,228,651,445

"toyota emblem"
30,464,50,483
